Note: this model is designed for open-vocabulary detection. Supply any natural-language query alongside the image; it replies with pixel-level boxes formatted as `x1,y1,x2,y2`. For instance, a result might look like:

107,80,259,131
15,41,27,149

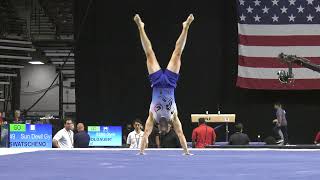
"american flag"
236,0,320,89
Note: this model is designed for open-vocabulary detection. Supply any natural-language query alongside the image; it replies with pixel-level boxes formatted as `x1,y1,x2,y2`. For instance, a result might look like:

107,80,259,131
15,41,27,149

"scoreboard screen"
9,124,52,148
88,126,122,147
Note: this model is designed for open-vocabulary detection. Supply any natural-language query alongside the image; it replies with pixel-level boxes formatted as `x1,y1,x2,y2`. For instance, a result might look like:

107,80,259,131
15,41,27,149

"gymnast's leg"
166,14,194,74
134,14,161,74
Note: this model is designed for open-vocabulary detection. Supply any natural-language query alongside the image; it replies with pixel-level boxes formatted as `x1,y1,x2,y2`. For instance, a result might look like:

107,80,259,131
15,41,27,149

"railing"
0,0,28,38
30,0,56,38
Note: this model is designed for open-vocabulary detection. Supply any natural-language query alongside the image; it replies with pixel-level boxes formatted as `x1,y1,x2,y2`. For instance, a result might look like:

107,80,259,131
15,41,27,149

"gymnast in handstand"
134,14,194,155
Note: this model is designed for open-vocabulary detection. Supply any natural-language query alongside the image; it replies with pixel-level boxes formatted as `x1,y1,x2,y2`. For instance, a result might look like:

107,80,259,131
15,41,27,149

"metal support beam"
0,64,24,68
0,55,32,60
0,39,32,45
62,102,76,105
11,71,21,112
59,71,64,120
0,73,17,77
0,46,36,51
45,53,74,56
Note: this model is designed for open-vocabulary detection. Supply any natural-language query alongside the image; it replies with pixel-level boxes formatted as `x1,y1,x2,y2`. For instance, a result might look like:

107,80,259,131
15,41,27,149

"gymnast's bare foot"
183,14,194,29
134,14,145,29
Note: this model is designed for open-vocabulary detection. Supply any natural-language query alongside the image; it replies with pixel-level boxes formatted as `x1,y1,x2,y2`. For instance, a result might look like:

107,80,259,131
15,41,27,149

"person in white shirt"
127,119,147,149
53,119,74,148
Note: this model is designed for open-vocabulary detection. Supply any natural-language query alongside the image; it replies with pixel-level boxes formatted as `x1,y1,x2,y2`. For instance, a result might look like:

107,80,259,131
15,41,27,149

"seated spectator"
160,122,180,148
314,131,320,145
192,118,216,148
53,119,74,148
123,123,133,145
0,112,4,125
229,123,250,145
0,121,8,147
74,123,90,148
127,119,147,149
14,110,24,122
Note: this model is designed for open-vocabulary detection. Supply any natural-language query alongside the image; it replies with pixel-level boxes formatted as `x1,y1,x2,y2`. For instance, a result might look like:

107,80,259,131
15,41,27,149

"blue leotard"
149,69,179,123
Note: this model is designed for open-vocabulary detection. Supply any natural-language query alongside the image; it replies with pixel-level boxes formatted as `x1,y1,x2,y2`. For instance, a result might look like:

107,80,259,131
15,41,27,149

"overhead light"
29,61,44,65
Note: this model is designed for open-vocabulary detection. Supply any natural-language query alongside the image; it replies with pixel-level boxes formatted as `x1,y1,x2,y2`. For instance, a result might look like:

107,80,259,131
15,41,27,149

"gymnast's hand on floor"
137,152,146,155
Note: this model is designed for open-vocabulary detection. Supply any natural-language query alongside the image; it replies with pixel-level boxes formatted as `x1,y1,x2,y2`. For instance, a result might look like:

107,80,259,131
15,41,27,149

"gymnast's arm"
191,129,197,148
155,135,160,148
145,137,149,148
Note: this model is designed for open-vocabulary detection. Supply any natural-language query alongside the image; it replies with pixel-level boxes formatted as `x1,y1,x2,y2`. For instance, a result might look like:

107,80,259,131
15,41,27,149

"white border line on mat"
65,148,320,152
1,148,320,156
0,148,45,156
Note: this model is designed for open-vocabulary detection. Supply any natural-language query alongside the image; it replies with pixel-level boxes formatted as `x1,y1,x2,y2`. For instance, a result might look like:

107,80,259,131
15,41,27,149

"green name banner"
88,126,100,132
10,124,26,132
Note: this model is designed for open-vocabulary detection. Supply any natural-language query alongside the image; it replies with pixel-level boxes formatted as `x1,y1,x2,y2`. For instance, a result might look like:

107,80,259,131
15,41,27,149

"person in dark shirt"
272,120,284,145
148,126,160,148
160,121,181,148
123,123,133,146
74,123,90,148
274,102,289,145
229,123,250,145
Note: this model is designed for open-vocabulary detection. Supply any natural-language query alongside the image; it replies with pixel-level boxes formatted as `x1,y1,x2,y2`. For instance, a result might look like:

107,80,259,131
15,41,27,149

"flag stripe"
239,56,320,68
239,35,320,46
237,1,320,90
238,24,320,36
238,66,320,79
236,77,320,90
239,45,320,57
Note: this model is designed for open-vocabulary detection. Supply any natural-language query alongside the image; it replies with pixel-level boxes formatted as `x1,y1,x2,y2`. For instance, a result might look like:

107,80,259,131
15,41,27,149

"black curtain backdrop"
75,0,320,144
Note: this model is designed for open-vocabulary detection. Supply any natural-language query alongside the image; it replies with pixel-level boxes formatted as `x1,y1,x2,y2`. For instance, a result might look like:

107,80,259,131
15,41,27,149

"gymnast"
134,14,194,155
